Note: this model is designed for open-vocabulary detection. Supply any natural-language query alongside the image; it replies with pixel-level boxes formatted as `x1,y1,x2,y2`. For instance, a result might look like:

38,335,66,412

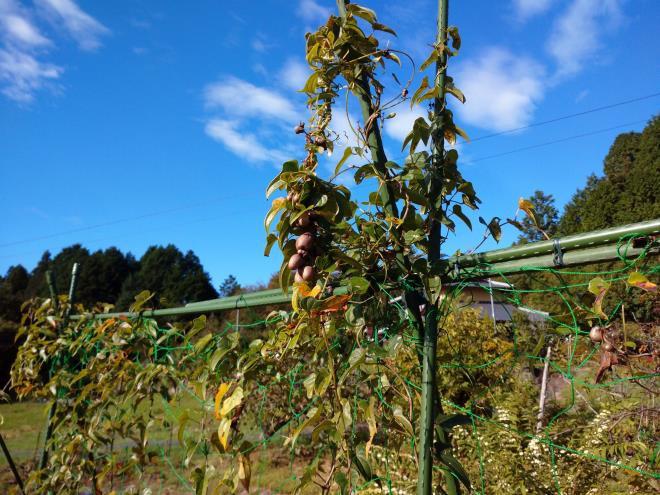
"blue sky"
1,0,659,290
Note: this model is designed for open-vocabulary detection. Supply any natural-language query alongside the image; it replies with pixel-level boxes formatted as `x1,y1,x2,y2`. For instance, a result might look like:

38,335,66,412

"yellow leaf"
217,417,231,450
214,383,230,419
220,386,243,417
365,396,377,457
627,272,657,292
238,453,251,492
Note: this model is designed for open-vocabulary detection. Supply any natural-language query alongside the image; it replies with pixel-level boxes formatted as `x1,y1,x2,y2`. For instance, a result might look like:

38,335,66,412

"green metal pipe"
448,218,660,268
454,241,657,280
70,222,658,321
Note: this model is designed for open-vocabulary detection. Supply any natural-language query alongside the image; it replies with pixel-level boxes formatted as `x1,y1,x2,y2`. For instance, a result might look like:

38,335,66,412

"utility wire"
0,192,261,248
468,91,660,143
464,119,647,164
3,92,657,250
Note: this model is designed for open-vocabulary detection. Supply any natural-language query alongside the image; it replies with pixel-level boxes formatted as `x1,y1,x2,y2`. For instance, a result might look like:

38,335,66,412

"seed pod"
297,211,312,228
288,253,304,271
294,122,305,134
314,135,327,148
589,326,603,343
602,342,614,352
294,269,305,283
297,249,308,256
296,232,315,251
301,265,315,281
287,192,293,201
291,193,300,204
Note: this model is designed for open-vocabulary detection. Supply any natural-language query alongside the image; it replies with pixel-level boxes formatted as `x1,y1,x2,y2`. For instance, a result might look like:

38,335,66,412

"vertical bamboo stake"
418,1,455,494
536,346,552,433
40,262,80,473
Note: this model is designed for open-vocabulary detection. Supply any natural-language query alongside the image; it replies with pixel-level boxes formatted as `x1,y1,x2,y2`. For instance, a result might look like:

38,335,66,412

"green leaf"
264,233,277,257
439,452,471,491
335,146,355,176
347,276,370,294
452,204,472,230
193,333,213,354
347,4,377,24
266,177,285,199
303,373,316,399
487,217,502,242
437,413,471,430
339,347,366,384
372,22,396,36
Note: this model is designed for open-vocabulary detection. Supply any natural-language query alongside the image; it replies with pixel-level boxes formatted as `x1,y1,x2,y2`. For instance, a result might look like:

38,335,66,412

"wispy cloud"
204,76,300,123
202,77,302,165
205,119,289,164
453,47,545,132
0,0,108,103
35,0,109,51
511,0,555,21
0,48,61,102
546,0,623,79
1,10,50,47
296,0,330,23
278,58,308,91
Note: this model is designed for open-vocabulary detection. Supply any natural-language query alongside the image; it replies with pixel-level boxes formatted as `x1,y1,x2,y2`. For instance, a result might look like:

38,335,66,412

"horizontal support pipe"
70,220,658,321
451,242,657,280
446,218,660,268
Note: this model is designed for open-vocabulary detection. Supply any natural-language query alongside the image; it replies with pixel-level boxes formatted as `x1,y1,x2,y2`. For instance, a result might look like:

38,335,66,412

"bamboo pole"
536,346,552,433
417,1,451,494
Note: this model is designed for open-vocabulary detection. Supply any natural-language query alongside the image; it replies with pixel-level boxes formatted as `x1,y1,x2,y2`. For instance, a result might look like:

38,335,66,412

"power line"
0,192,261,249
468,91,660,143
465,119,648,164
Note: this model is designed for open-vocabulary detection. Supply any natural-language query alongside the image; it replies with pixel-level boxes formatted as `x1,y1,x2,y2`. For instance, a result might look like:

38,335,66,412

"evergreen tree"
559,114,660,235
516,190,559,244
218,275,240,297
116,245,217,309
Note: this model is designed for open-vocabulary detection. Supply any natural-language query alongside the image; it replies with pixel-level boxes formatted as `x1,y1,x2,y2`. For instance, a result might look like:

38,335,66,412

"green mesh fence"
2,234,658,495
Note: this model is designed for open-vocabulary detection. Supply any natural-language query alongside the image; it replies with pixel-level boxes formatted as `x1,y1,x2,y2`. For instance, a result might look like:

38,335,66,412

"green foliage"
218,274,240,297
559,114,660,235
116,245,217,309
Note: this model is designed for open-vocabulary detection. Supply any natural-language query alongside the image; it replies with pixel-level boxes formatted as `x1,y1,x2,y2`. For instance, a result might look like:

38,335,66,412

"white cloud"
205,119,288,164
546,0,623,79
2,13,50,47
0,48,61,102
512,0,554,21
453,47,545,132
278,58,309,91
204,76,300,123
0,0,107,103
296,0,330,23
384,105,426,143
36,0,109,51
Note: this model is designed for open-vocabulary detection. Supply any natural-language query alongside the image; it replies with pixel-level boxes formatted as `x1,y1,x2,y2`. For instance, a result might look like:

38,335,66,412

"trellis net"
2,236,658,494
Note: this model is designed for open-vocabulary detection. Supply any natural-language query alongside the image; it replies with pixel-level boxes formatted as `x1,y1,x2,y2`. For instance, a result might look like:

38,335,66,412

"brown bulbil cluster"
286,204,318,283
589,325,615,352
